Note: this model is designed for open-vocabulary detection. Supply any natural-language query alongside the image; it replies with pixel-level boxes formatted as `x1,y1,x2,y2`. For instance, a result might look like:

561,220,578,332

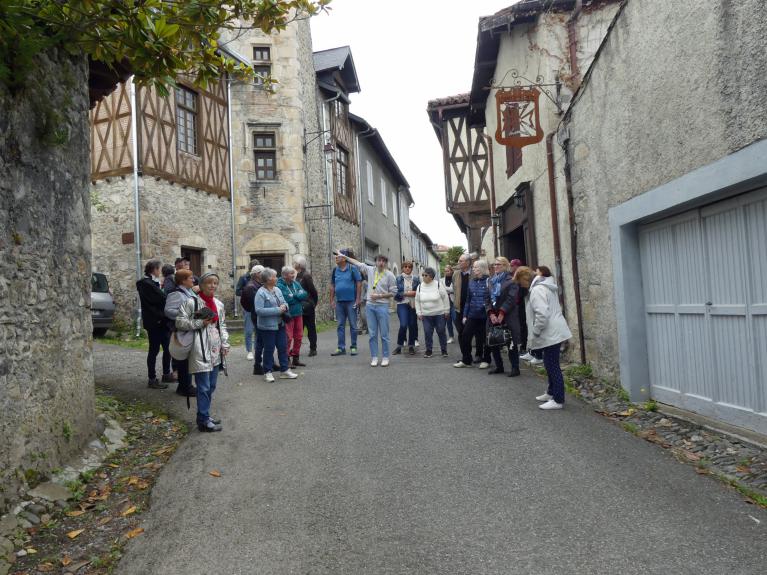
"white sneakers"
539,399,564,410
478,362,490,369
381,358,390,367
265,370,298,381
371,357,379,367
529,358,543,366
371,357,389,367
447,337,454,344
536,393,553,402
414,340,420,347
247,351,254,361
519,352,534,361
453,361,468,368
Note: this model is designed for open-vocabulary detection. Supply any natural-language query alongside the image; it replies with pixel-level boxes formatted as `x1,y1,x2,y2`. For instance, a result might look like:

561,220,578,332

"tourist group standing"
136,248,573,434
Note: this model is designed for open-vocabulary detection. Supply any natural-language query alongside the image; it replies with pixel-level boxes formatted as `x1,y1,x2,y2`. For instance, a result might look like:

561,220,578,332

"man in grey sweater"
336,250,397,366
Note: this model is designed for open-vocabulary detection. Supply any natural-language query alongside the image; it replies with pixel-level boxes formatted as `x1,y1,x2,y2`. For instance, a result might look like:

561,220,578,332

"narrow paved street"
95,324,767,575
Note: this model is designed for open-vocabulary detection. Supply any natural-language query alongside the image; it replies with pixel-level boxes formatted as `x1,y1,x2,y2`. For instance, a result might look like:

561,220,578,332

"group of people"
136,248,573,436
324,250,572,411
136,257,229,432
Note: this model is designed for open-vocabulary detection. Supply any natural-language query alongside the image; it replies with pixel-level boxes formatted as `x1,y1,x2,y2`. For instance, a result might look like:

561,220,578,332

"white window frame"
381,177,387,216
367,161,374,204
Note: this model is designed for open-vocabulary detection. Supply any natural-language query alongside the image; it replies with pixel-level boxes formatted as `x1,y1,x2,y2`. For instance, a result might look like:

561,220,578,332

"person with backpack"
240,265,263,361
329,249,362,356
414,266,450,358
294,256,319,357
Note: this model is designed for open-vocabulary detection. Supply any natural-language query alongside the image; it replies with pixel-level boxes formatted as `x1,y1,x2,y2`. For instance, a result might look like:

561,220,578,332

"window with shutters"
175,87,198,155
366,161,374,204
252,46,272,86
381,178,387,216
253,132,277,180
392,190,398,227
504,104,523,177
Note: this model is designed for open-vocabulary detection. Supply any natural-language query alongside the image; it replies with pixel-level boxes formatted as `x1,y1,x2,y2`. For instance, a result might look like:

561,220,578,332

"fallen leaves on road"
209,469,222,477
37,562,55,572
125,527,144,539
61,555,72,566
65,510,86,518
120,505,137,517
66,529,85,540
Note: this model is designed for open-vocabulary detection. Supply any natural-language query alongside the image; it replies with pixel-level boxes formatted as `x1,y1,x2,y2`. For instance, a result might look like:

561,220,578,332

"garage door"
639,188,767,434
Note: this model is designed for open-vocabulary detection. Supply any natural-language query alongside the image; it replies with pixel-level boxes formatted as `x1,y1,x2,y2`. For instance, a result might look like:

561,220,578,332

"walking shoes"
539,399,564,410
371,357,379,367
331,348,346,356
536,393,553,402
264,372,275,383
198,420,223,432
381,358,390,367
279,370,299,379
350,347,358,356
247,352,254,360
453,361,469,368
520,352,534,362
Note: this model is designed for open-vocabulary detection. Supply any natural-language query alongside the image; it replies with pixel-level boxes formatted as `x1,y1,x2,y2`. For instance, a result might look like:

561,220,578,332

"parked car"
91,272,115,336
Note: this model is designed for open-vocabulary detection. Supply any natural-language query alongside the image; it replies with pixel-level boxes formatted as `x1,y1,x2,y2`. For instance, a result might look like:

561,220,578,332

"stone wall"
566,0,767,376
0,50,96,512
91,176,234,326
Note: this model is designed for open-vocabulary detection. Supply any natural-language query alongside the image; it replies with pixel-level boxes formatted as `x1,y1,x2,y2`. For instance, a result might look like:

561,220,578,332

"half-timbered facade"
89,75,234,325
427,94,492,253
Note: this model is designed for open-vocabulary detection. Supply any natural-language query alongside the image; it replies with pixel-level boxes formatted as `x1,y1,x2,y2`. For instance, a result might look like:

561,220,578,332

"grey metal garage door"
639,188,767,434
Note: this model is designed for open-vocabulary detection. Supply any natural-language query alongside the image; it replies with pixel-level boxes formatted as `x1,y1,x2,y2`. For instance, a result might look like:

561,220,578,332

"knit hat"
510,259,523,267
200,271,220,284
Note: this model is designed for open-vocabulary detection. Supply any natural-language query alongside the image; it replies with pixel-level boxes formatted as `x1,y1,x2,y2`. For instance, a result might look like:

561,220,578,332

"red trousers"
286,316,304,357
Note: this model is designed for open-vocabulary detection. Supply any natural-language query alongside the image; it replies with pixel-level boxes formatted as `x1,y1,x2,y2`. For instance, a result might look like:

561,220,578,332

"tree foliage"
0,0,332,93
440,245,465,273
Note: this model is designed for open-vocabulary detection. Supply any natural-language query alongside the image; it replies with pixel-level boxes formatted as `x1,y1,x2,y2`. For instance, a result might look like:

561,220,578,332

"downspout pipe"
484,133,498,258
567,0,583,89
129,76,142,337
562,134,587,364
226,77,238,317
354,131,365,257
545,132,565,309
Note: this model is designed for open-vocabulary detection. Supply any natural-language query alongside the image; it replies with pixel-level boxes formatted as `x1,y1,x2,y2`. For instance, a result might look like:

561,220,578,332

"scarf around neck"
199,292,219,323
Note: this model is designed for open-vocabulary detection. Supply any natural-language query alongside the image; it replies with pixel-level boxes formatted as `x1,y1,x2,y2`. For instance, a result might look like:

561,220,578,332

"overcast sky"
311,0,514,248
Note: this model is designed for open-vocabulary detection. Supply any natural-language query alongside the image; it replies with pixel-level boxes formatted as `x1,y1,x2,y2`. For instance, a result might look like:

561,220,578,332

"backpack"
240,282,256,313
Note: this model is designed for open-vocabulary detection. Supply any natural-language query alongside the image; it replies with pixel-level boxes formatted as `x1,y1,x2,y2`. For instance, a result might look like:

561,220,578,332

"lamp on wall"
513,190,525,209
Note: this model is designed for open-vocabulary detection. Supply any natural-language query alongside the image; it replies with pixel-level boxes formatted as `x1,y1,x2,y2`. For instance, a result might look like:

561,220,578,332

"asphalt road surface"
94,322,767,575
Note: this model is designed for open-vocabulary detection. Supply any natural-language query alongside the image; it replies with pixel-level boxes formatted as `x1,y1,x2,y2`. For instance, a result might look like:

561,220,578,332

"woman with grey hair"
255,268,298,382
293,255,319,356
277,265,308,368
175,271,230,432
455,260,491,368
415,266,450,358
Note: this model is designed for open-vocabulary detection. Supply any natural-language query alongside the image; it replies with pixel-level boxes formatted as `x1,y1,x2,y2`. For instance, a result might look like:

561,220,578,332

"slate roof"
313,46,361,93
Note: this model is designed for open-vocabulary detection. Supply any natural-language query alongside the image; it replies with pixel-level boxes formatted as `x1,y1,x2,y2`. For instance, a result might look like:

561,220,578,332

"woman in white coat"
527,266,572,410
176,271,230,431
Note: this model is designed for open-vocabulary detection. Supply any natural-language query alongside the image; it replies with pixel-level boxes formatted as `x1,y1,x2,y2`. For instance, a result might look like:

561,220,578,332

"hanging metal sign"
494,87,544,148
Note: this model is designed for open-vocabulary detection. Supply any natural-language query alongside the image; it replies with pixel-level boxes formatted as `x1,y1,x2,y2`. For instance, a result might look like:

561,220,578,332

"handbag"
487,324,511,348
169,298,200,361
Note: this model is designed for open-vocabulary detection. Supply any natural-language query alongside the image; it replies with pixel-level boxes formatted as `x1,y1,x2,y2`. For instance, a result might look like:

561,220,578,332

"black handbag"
487,325,511,348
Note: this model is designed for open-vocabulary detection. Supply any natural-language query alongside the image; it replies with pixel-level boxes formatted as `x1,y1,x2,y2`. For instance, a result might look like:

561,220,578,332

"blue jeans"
366,304,390,359
244,312,255,352
396,303,417,346
194,366,220,426
336,301,358,350
542,343,565,404
446,302,455,338
422,314,448,353
261,326,289,373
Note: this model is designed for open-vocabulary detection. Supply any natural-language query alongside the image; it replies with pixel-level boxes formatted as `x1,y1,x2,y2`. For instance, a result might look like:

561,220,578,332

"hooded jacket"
136,276,167,330
526,276,572,349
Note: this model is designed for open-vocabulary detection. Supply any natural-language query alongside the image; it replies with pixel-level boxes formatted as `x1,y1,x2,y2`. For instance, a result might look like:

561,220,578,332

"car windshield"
91,273,109,293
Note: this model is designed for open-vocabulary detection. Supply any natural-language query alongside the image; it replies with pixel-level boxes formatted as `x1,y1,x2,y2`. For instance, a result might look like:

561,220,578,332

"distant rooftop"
313,46,361,93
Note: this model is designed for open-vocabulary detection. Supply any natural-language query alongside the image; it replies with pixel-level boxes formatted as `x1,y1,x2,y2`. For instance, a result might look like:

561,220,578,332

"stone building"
430,0,767,434
90,63,241,326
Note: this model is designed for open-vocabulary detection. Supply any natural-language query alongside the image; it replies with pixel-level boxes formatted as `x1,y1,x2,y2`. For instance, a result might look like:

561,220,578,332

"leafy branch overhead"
0,0,332,92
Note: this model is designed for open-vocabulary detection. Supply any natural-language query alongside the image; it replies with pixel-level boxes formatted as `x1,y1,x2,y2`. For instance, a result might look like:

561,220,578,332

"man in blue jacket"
329,249,362,356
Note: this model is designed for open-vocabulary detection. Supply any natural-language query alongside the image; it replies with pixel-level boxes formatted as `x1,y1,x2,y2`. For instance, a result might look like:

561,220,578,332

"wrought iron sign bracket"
486,69,562,114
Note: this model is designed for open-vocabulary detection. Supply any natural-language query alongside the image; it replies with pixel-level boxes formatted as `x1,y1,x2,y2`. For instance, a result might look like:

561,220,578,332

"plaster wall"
0,51,95,512
566,0,767,377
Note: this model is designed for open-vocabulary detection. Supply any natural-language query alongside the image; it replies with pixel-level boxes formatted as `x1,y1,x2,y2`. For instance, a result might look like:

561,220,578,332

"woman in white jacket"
527,266,572,410
415,267,450,358
175,271,230,432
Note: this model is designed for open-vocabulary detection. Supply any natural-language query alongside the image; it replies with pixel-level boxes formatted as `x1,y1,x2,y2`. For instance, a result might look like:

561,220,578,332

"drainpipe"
129,76,142,337
484,133,498,258
562,134,587,364
354,131,365,256
545,132,565,309
226,77,238,317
